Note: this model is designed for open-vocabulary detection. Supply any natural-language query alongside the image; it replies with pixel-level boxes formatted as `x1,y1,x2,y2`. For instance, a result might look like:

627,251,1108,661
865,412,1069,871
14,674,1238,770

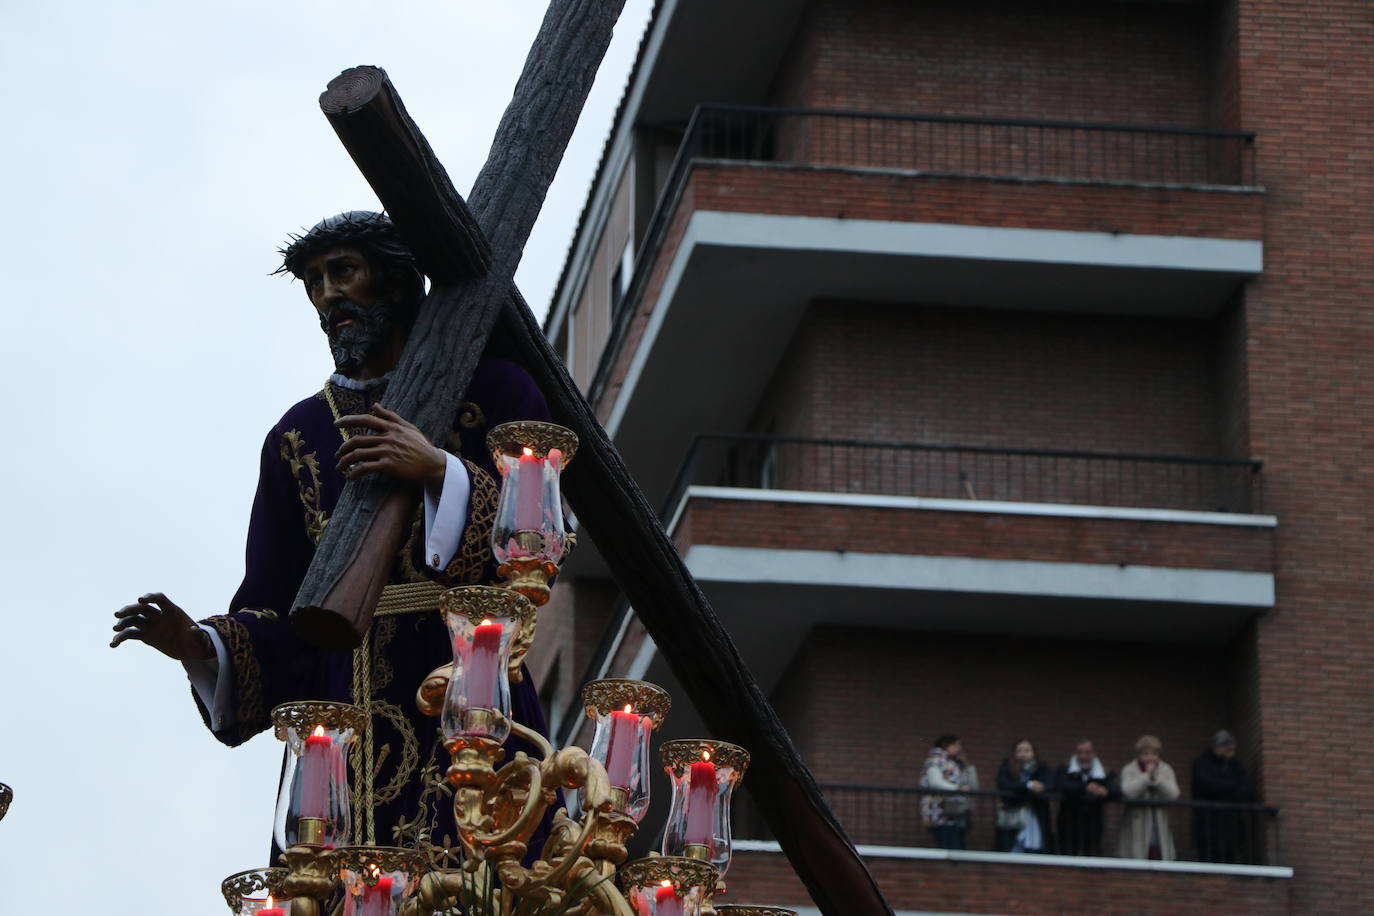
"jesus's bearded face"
302,245,406,378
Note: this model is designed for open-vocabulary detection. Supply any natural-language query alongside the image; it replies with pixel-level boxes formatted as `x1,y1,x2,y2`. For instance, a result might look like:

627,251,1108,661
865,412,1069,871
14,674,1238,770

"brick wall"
1235,1,1374,911
770,0,1219,128
753,302,1230,457
726,849,1292,916
681,498,1275,572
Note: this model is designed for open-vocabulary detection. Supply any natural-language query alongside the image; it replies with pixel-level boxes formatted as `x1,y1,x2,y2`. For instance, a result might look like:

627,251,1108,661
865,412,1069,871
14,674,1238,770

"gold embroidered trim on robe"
280,429,328,545
202,614,266,742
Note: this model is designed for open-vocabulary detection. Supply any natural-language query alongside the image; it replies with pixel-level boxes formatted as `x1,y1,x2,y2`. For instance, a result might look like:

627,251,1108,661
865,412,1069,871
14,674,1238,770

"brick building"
531,1,1373,913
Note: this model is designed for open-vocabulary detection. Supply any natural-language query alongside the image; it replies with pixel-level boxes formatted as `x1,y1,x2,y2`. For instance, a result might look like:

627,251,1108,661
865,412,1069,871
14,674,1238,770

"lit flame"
368,863,381,879
623,704,633,714
660,880,673,888
522,446,534,457
312,725,325,738
481,618,493,626
702,750,712,762
266,896,275,909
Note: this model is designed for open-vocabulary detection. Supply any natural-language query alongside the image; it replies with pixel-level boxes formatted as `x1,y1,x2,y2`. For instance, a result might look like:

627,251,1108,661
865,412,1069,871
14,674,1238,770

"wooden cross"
287,3,891,913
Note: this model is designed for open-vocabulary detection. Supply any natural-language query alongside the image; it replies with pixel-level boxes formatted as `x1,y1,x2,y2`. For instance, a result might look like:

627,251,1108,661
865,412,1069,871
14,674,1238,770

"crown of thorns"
275,210,417,279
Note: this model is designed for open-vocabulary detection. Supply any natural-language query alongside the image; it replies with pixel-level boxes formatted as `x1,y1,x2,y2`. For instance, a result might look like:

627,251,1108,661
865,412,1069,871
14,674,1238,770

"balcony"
645,434,1275,701
738,785,1283,868
589,107,1264,507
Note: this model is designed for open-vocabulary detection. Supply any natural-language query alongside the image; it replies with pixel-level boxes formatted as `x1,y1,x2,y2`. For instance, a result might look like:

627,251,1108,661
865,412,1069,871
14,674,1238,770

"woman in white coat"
1117,734,1181,859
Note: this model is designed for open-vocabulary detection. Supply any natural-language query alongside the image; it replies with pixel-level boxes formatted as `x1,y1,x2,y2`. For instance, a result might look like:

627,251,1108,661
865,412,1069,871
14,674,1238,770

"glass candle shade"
271,702,366,851
660,739,751,876
487,421,578,597
583,679,672,822
620,857,717,916
220,868,288,916
440,586,532,745
337,847,427,916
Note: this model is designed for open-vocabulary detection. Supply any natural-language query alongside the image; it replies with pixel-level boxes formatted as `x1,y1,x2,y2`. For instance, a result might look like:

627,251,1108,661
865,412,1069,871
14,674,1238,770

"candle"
299,728,332,823
259,896,285,916
653,882,683,916
464,620,504,710
359,875,394,916
684,757,718,851
603,707,641,789
513,448,543,530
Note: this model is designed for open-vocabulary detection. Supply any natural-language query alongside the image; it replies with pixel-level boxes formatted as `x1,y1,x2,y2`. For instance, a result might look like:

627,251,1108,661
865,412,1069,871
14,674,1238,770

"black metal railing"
665,434,1264,518
735,785,1280,866
683,104,1257,188
586,103,1257,409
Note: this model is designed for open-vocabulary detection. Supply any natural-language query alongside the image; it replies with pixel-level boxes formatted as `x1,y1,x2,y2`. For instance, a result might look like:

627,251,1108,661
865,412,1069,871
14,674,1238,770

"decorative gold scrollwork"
220,868,287,912
619,856,719,898
439,586,534,627
270,700,369,737
581,679,672,727
715,908,799,916
661,739,751,777
487,421,579,462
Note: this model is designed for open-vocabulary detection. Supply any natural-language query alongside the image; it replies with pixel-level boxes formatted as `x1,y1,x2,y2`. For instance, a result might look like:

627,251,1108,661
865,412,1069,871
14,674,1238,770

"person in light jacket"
1118,734,1181,860
920,733,978,849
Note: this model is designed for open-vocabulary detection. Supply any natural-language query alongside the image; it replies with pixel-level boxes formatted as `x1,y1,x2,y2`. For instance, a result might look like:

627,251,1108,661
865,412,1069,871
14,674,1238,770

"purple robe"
195,354,553,860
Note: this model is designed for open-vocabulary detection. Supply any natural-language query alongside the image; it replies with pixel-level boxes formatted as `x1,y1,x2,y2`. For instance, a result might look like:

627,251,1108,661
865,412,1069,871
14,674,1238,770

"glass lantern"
219,868,288,916
336,847,427,916
440,586,532,745
487,421,578,605
660,739,751,876
582,679,671,822
620,857,718,916
272,702,366,850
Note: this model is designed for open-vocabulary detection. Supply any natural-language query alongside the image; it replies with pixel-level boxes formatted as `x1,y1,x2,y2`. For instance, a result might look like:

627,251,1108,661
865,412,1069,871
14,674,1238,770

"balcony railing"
683,104,1257,187
586,103,1257,408
735,785,1281,867
666,434,1265,518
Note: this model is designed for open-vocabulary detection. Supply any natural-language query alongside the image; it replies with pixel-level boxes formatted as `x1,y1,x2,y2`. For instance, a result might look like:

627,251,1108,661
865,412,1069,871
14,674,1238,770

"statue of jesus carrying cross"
112,210,555,860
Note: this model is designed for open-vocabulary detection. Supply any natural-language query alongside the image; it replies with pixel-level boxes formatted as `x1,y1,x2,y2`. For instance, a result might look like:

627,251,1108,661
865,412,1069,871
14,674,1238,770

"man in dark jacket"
1055,738,1120,856
1192,730,1258,863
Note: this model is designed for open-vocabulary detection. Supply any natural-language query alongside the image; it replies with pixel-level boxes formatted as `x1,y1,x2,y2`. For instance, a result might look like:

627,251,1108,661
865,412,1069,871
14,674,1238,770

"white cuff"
183,624,232,732
423,453,471,571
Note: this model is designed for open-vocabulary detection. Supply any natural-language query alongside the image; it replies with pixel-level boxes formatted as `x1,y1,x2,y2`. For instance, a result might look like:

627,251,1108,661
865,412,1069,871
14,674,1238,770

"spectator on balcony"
1118,735,1181,860
1055,738,1119,856
1192,730,1258,863
920,733,979,850
994,738,1054,854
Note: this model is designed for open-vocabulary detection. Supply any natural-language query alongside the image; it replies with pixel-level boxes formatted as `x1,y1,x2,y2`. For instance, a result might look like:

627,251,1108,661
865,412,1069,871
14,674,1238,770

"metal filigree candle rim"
582,679,672,726
661,739,751,777
270,700,369,737
714,908,799,916
619,856,719,897
487,420,579,462
220,868,288,912
0,782,11,822
440,585,534,626
336,845,429,883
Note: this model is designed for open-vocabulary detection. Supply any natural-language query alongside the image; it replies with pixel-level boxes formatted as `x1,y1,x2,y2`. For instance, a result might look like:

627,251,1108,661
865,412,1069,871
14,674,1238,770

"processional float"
217,421,796,916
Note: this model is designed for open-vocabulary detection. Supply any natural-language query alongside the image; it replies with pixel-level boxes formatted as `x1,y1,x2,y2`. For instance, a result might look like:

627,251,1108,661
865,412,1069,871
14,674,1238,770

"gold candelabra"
216,421,793,916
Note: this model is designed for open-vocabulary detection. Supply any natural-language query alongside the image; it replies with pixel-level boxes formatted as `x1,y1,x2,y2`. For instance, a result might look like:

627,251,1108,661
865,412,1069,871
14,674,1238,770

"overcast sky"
0,1,652,911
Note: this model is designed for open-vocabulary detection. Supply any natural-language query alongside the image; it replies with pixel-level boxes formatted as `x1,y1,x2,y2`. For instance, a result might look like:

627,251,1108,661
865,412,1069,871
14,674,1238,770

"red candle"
299,729,333,823
603,707,641,789
259,896,285,916
513,449,543,530
359,876,394,916
684,758,718,851
653,882,683,916
464,620,504,710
